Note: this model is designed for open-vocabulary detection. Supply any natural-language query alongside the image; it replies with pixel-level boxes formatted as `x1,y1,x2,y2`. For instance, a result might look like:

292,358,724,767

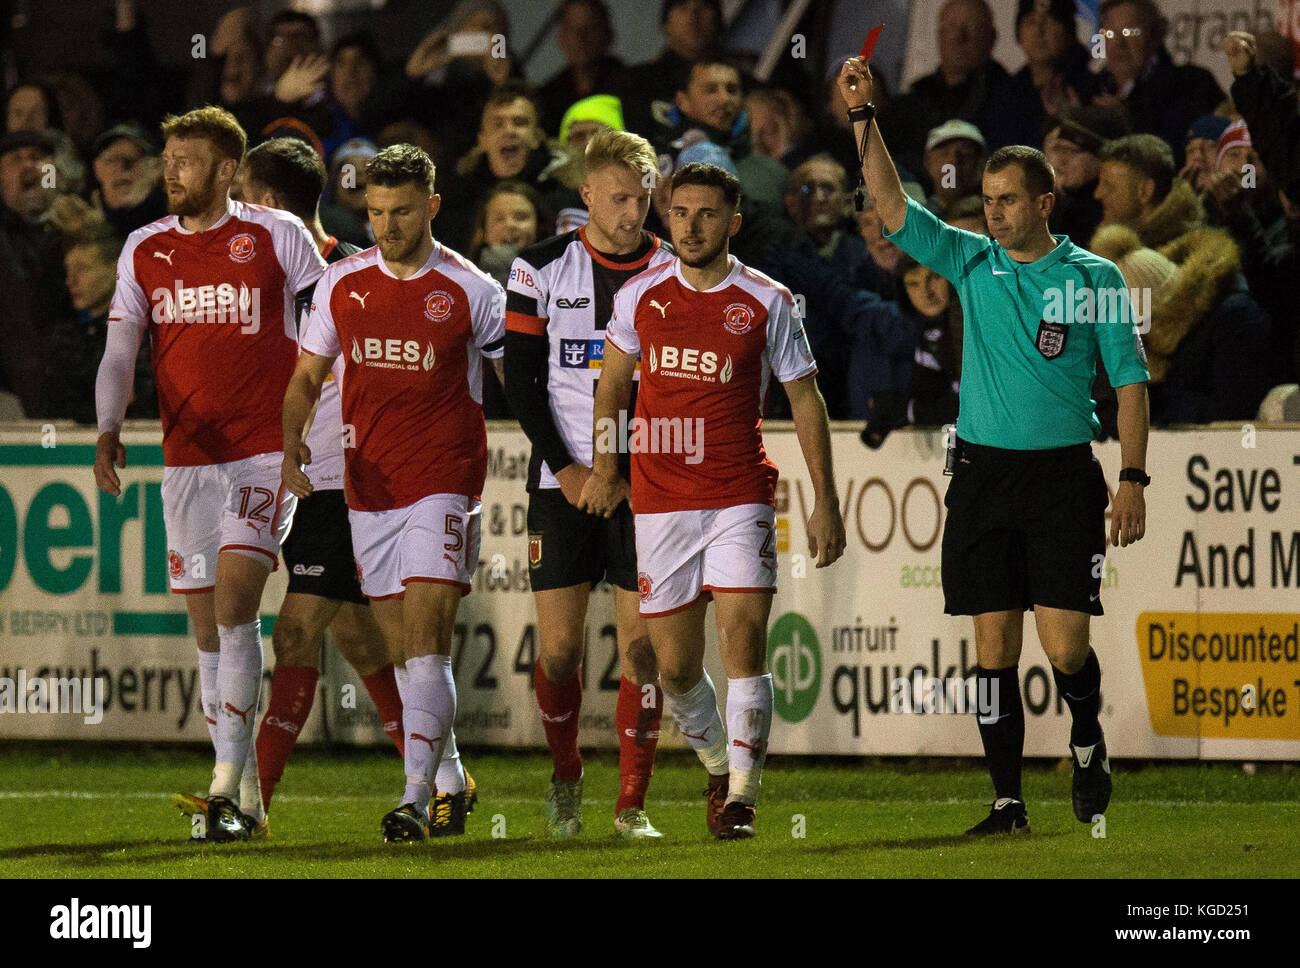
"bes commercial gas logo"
767,612,820,723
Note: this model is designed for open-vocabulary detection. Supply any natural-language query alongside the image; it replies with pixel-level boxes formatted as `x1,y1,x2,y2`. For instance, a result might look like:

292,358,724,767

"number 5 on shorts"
445,513,463,565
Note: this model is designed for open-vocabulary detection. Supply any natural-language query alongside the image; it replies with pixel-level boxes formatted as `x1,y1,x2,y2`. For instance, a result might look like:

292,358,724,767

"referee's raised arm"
837,58,907,234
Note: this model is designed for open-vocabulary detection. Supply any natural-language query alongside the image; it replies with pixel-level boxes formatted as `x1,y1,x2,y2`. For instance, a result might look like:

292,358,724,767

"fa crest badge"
1035,320,1068,359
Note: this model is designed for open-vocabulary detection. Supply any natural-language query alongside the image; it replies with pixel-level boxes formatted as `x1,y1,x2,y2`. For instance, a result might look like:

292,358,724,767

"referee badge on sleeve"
1035,320,1068,360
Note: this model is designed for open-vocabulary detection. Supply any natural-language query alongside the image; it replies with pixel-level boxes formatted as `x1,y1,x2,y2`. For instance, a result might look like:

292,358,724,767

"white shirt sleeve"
471,275,506,358
107,237,151,325
299,268,342,361
768,286,818,383
96,240,151,433
277,214,327,295
605,283,640,358
95,320,147,434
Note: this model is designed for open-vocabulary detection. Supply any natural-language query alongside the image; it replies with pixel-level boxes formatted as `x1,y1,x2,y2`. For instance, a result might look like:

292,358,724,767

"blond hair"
583,129,658,182
160,105,247,164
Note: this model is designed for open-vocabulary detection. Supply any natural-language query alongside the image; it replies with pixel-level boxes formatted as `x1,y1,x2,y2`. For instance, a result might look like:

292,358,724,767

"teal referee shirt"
885,196,1150,449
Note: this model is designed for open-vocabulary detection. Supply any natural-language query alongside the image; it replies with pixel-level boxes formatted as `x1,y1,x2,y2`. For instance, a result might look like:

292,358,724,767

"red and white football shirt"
605,255,816,514
299,242,505,512
108,199,325,466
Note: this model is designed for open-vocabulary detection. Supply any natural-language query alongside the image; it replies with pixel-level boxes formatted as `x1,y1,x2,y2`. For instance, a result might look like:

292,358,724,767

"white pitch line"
0,790,700,807
0,791,1295,808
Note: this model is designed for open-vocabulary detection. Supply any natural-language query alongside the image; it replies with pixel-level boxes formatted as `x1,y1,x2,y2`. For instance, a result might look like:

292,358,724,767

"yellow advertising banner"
1138,612,1300,740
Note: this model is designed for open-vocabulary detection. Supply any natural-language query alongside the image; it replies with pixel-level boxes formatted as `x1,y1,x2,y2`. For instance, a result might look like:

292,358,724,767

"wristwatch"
1118,467,1150,486
847,102,875,125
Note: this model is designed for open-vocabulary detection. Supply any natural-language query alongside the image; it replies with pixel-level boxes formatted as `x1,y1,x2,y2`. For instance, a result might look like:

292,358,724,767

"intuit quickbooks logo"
768,612,820,723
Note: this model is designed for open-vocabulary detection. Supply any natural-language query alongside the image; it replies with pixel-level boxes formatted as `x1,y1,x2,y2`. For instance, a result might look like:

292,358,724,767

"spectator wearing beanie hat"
1043,103,1130,245
1180,114,1232,196
1204,116,1285,238
549,93,629,232
981,0,1103,152
1215,118,1251,173
559,93,625,154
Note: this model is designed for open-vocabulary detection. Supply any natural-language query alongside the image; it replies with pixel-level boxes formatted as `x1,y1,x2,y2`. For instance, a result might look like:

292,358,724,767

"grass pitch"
1,744,1297,878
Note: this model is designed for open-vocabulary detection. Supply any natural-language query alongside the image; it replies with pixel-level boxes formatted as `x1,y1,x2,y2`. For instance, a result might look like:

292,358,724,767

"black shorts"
941,439,1108,616
526,486,637,593
282,490,368,605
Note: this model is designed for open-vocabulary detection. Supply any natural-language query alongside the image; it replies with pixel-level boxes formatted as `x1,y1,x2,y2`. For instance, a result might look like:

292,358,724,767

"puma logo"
443,553,458,565
539,710,573,724
223,701,254,725
153,249,175,266
410,732,442,754
732,738,762,752
245,520,265,537
681,727,710,742
649,299,670,318
349,290,370,309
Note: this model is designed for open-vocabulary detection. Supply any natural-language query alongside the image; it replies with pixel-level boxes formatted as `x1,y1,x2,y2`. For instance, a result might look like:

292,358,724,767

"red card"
859,25,883,62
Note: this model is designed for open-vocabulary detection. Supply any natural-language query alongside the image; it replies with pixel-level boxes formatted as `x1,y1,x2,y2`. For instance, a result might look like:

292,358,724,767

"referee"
838,57,1150,835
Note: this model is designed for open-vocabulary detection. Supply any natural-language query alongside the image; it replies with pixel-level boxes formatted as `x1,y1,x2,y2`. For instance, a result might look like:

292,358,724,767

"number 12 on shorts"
238,486,275,523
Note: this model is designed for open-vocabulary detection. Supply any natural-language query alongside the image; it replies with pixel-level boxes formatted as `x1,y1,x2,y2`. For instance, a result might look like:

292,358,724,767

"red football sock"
361,665,405,757
616,676,662,813
256,665,319,809
534,660,583,781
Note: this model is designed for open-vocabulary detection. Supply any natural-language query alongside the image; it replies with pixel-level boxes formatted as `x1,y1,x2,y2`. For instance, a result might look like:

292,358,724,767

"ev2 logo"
555,296,590,309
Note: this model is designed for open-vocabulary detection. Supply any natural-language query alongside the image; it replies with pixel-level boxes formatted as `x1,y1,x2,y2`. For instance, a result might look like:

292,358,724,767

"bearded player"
582,162,846,839
283,143,504,842
504,129,674,838
174,136,476,835
94,107,326,842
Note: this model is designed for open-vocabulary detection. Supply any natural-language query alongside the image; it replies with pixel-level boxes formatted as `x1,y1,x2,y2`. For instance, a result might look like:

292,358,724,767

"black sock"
1053,648,1102,747
975,666,1024,802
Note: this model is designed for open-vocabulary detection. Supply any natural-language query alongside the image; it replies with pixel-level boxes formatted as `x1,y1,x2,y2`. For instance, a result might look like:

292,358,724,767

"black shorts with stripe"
282,489,368,605
941,439,1108,617
526,486,637,593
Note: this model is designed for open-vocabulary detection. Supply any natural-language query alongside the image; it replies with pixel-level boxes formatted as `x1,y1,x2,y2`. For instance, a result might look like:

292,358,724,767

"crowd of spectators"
3,0,1297,435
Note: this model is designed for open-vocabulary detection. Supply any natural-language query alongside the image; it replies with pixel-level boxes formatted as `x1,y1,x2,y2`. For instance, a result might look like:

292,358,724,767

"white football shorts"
634,503,777,617
161,451,296,593
349,493,482,600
